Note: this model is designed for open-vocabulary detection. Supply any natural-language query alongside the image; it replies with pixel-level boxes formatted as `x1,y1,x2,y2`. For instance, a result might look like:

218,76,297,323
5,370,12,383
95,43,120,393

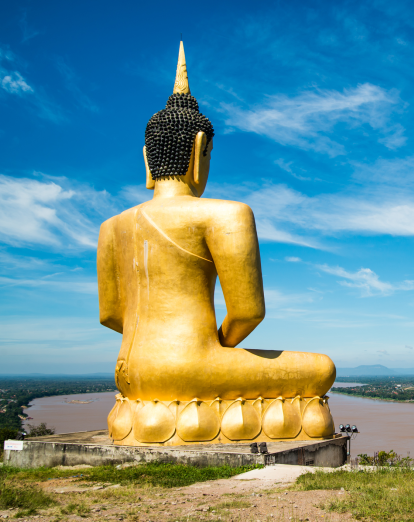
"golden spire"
173,41,191,95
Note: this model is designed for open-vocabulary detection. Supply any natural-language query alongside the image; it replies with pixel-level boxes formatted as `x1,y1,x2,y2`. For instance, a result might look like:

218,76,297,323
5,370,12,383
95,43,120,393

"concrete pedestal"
4,430,348,469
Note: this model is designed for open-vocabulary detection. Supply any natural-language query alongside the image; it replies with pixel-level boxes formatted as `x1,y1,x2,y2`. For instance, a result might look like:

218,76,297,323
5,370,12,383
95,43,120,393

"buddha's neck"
153,179,197,199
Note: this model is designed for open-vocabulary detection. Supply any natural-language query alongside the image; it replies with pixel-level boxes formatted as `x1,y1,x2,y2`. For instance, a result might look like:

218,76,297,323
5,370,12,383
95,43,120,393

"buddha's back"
98,196,266,401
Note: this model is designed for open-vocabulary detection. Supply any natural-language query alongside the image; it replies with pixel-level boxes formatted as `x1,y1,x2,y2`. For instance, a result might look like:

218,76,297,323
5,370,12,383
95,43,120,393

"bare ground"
0,472,357,522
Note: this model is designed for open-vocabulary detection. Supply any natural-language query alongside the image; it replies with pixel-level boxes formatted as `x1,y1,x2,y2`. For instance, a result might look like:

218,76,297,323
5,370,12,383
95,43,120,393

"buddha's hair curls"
145,93,214,180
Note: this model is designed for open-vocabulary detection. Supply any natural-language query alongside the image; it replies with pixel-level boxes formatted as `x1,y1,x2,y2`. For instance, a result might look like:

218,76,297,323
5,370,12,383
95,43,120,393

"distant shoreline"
22,389,117,410
330,390,414,404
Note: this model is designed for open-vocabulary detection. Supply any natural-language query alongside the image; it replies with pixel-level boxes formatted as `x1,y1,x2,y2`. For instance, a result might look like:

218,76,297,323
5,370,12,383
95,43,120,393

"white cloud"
0,173,151,251
378,124,407,149
256,219,321,249
220,83,402,156
316,264,414,297
264,288,317,307
0,46,34,96
236,179,414,246
0,276,97,294
0,174,117,249
0,45,65,123
215,283,317,311
1,72,33,95
377,349,390,355
274,159,311,181
285,256,302,262
353,155,414,187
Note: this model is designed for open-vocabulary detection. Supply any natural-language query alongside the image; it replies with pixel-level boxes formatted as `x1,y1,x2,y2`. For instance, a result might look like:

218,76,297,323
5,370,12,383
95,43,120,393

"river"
22,383,414,457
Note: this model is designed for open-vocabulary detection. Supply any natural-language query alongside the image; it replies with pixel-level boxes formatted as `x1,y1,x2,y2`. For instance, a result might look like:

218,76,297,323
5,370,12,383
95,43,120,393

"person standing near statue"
97,42,336,446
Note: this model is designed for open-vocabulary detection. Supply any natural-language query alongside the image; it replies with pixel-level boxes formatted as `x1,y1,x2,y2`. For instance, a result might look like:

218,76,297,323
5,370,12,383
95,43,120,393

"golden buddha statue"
98,42,336,446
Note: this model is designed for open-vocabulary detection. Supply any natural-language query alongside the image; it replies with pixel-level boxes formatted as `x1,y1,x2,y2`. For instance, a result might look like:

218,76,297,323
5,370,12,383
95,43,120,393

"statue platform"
4,430,348,469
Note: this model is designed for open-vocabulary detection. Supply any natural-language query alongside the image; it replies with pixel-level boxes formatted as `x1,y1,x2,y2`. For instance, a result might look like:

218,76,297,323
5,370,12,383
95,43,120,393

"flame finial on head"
173,41,191,95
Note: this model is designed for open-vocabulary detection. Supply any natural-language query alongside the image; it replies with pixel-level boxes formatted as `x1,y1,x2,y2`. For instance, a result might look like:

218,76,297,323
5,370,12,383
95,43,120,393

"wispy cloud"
219,84,403,156
55,57,99,113
274,159,312,181
232,180,414,246
0,276,97,294
316,264,414,297
285,256,302,263
255,219,321,249
352,155,414,188
0,45,65,123
215,284,317,311
1,71,33,94
0,174,114,249
19,10,41,44
0,173,150,251
0,47,33,96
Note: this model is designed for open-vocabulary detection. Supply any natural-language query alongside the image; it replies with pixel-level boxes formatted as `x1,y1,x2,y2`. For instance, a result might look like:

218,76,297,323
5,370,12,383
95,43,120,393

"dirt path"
0,468,357,522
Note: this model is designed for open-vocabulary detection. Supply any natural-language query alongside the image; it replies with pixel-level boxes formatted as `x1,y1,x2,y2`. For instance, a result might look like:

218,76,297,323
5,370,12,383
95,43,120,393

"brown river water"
23,384,414,458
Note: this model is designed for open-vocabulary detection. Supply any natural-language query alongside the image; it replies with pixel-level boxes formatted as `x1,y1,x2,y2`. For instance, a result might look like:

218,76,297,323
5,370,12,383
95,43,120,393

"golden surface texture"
98,42,336,445
107,394,335,446
173,41,190,94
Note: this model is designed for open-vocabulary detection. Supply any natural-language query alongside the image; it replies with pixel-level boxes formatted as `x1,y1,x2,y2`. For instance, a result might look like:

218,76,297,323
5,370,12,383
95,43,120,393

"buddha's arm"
97,218,123,334
206,202,265,347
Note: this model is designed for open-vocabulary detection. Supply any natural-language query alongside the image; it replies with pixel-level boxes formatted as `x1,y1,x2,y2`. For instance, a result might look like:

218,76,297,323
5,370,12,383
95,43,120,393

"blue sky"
1,0,414,374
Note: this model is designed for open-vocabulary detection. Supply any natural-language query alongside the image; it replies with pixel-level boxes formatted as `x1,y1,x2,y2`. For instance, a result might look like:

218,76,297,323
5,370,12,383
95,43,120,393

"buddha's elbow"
251,305,266,325
100,313,123,334
234,310,265,328
251,312,265,327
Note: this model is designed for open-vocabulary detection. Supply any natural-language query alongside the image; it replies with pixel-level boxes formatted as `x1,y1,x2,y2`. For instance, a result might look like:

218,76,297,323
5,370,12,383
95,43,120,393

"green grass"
61,501,91,517
215,499,252,509
1,461,263,488
0,482,56,511
295,468,414,521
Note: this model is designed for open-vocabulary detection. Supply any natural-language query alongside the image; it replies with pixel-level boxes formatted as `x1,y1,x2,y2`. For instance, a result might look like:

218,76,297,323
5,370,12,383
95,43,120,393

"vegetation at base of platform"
0,482,57,512
332,376,414,402
295,468,414,521
1,461,263,488
0,375,117,431
357,449,413,467
83,462,264,488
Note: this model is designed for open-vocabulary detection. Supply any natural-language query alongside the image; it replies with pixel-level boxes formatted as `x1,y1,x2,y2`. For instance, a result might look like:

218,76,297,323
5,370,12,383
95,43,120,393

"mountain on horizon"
337,365,414,377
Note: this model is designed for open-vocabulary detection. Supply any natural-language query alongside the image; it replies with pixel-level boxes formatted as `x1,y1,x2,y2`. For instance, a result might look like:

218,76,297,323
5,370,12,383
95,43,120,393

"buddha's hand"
115,360,130,386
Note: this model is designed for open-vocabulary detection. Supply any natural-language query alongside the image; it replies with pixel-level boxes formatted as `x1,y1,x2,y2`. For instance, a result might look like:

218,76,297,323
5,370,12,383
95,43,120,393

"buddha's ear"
193,131,207,185
143,146,155,190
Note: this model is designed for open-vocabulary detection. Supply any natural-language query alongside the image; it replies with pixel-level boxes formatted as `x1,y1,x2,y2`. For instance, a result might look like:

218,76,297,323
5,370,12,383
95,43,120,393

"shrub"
26,423,55,437
357,450,413,467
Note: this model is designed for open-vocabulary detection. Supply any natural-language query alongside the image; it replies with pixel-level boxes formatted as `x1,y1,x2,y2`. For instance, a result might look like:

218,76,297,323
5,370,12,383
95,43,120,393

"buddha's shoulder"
181,197,250,210
194,198,254,218
99,204,146,230
100,199,253,229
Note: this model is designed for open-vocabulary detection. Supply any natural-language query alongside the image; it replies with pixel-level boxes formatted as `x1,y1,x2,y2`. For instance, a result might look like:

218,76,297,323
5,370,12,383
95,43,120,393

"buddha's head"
143,42,214,197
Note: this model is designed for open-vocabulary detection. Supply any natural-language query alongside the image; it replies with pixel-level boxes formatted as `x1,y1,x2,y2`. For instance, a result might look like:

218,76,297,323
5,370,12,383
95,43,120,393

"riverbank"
330,390,414,403
22,392,116,434
0,375,116,431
